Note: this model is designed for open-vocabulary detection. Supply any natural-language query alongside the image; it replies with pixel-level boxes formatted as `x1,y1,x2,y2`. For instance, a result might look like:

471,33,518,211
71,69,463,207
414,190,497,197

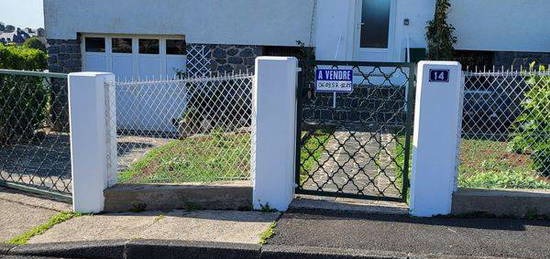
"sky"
0,0,44,28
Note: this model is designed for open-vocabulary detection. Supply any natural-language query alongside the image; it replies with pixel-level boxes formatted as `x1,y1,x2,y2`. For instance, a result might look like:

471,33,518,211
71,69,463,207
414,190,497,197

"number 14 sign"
429,69,450,83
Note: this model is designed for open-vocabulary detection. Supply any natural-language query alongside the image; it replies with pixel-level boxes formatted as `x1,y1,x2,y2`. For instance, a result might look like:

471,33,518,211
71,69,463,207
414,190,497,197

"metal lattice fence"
296,61,415,201
0,70,72,199
460,69,550,189
113,73,254,184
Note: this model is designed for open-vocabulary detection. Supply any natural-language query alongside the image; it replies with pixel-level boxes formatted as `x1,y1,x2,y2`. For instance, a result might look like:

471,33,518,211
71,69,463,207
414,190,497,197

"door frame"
352,0,398,62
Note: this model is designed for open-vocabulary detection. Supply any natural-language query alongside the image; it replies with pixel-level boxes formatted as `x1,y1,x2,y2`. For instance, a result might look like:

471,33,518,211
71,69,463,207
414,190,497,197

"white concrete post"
252,57,298,211
410,61,464,217
68,72,117,213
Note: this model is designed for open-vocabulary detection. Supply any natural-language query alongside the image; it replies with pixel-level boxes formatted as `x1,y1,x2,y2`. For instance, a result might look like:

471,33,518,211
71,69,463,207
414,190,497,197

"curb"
5,240,126,259
262,245,409,259
0,244,15,255
125,240,260,259
0,241,521,259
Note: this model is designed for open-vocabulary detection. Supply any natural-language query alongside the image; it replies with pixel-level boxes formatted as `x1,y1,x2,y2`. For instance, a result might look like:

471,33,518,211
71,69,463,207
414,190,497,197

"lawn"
393,137,550,190
458,138,550,189
118,132,250,184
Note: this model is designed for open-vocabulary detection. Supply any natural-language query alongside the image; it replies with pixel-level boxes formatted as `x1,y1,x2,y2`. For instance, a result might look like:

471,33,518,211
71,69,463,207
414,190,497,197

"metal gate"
295,61,415,202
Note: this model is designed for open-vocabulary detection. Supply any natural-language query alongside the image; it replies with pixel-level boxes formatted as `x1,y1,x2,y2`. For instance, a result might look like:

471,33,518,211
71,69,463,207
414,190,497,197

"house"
0,26,42,45
43,0,550,77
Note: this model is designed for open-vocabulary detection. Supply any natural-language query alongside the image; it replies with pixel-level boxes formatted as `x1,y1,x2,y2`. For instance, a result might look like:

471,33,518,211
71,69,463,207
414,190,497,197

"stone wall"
46,39,81,132
47,39,82,73
493,51,550,68
209,44,263,74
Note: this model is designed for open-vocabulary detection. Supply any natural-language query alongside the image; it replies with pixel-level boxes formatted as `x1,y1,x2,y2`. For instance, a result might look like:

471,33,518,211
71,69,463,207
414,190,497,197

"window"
112,38,132,53
85,37,105,52
360,0,391,48
166,40,186,55
139,39,159,54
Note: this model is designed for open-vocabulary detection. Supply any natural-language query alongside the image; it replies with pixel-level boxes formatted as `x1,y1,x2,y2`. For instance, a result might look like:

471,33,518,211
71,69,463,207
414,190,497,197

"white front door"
354,0,396,62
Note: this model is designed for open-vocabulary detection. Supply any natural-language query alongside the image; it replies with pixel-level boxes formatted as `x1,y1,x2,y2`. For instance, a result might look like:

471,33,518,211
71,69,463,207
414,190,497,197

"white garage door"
82,35,188,133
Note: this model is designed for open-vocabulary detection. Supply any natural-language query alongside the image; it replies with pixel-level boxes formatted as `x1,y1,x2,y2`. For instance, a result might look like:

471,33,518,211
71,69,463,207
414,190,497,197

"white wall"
449,0,550,53
315,0,434,62
44,0,315,46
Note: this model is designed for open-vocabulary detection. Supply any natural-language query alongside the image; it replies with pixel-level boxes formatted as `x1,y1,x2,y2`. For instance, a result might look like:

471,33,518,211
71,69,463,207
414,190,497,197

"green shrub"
509,63,550,176
23,37,47,52
426,0,457,60
0,45,48,144
0,44,47,69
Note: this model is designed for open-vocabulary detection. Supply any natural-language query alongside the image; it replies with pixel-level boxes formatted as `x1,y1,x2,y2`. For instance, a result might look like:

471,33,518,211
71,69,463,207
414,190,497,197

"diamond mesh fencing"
113,74,254,184
460,69,550,189
0,70,72,198
296,62,415,201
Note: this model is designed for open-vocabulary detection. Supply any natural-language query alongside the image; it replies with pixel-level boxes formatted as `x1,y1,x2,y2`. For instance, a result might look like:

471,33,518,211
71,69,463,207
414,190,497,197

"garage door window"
139,39,159,54
166,40,186,55
112,38,132,53
85,37,105,52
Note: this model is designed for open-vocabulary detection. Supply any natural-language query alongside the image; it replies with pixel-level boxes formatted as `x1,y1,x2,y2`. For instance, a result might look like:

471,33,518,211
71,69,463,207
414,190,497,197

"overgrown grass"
394,137,550,190
258,222,277,245
458,138,550,189
299,129,333,184
6,212,80,245
118,133,250,184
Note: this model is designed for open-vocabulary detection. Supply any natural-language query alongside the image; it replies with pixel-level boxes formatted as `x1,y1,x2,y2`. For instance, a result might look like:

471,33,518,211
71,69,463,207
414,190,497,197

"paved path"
0,133,171,194
302,131,401,198
270,209,550,259
28,210,279,245
0,187,70,243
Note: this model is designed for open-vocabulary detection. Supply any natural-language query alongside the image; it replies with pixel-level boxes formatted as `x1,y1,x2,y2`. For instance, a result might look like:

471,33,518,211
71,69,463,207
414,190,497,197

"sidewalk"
3,187,550,259
26,210,279,244
0,187,70,243
270,207,550,259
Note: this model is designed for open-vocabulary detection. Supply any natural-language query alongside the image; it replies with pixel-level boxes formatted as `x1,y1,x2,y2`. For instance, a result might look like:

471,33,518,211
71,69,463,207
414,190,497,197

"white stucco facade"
45,0,549,64
44,0,315,46
449,0,550,53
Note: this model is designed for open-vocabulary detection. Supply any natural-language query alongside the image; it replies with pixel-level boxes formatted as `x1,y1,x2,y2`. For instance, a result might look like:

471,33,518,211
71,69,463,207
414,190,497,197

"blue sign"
315,69,353,93
429,69,450,83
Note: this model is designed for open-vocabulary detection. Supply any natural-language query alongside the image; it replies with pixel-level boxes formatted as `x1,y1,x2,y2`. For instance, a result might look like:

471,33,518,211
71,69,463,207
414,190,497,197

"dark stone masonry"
493,51,550,68
46,39,81,132
208,44,263,74
47,39,82,73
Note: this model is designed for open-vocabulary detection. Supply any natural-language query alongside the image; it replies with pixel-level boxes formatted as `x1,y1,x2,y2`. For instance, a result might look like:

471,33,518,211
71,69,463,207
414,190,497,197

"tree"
23,37,47,52
426,0,457,60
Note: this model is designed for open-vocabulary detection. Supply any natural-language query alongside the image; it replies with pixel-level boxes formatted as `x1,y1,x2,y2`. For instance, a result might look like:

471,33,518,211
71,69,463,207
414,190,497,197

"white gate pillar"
252,57,299,211
68,72,117,213
410,61,464,217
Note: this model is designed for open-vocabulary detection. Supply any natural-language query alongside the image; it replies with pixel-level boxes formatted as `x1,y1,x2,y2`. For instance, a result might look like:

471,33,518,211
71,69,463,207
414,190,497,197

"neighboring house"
43,0,550,77
0,22,45,45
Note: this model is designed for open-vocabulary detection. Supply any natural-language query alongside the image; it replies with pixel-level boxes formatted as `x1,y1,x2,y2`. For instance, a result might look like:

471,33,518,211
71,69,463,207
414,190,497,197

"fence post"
252,57,298,211
410,61,464,217
68,72,117,213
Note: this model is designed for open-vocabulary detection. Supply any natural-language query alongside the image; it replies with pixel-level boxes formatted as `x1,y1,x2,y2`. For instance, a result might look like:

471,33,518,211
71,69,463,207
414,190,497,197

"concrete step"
104,181,252,212
452,188,550,218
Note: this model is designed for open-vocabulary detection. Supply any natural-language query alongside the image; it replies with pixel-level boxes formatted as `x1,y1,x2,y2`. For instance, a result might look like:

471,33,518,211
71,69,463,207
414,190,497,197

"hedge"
0,44,49,144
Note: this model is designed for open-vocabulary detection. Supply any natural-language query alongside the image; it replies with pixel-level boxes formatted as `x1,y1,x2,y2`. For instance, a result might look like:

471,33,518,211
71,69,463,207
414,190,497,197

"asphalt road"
270,209,550,259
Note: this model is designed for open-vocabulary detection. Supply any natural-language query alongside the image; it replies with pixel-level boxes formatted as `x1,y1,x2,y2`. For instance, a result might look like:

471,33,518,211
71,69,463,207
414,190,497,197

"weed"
258,222,277,245
7,212,80,245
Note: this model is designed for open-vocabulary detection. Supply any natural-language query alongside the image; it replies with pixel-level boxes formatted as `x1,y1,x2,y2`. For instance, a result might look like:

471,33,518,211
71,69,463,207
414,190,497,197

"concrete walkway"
302,131,402,199
270,209,550,259
28,210,279,245
0,187,70,243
